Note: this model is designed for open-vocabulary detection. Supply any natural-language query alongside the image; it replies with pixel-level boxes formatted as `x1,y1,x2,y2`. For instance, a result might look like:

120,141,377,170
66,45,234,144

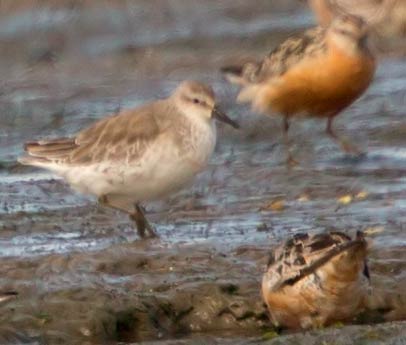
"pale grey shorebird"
19,81,239,238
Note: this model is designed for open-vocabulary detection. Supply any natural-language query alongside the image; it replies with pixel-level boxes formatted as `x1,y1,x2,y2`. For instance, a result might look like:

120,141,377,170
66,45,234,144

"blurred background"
0,1,405,344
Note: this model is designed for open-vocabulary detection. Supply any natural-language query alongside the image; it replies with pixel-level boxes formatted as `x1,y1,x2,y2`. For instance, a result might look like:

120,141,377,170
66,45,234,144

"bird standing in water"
222,14,376,165
19,81,239,238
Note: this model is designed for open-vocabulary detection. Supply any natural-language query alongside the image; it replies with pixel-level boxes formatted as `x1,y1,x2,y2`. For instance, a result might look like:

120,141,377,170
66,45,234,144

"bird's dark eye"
193,98,200,104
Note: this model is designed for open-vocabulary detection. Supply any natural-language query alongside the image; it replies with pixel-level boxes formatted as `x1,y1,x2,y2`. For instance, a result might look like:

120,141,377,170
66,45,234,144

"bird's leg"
98,195,133,214
129,204,158,239
98,195,108,207
283,116,298,167
326,116,362,155
98,196,157,239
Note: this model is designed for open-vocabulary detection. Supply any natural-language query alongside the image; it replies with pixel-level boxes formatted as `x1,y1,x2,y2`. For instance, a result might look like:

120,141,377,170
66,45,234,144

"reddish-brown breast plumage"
263,40,375,117
222,14,376,163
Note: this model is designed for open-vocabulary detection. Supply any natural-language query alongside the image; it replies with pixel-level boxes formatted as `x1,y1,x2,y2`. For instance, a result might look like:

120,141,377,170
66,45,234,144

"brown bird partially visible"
262,231,370,329
306,0,406,46
222,14,376,165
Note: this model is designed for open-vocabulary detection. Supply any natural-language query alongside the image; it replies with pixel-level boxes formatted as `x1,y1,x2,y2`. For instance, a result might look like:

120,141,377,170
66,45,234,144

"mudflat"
0,1,405,344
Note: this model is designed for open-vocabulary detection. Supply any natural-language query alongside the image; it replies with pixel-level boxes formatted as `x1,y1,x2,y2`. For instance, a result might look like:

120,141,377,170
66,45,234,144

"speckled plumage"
262,231,369,329
230,27,327,83
222,14,376,163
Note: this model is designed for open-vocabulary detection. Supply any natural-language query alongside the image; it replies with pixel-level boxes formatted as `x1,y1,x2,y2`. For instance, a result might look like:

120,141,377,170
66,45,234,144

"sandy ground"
0,1,406,344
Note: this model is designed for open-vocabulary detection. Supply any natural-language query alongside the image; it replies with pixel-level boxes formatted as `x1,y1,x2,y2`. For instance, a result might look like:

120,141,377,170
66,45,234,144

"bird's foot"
340,140,366,158
286,153,299,169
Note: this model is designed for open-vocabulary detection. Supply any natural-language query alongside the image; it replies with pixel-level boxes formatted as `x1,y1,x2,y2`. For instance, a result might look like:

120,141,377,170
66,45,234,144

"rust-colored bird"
262,231,370,329
222,14,376,165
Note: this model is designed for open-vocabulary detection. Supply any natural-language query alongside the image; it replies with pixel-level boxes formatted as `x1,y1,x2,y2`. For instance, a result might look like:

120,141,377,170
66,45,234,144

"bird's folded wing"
267,232,367,291
22,102,169,166
223,27,326,84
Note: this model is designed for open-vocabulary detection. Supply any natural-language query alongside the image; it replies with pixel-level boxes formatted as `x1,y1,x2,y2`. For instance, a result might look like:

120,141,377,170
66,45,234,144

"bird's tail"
220,60,260,85
221,61,272,114
18,137,77,167
220,64,247,85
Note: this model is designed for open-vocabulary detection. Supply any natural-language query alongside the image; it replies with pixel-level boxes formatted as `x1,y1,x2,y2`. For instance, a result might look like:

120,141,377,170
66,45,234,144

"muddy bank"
1,236,406,344
1,241,267,343
134,322,406,345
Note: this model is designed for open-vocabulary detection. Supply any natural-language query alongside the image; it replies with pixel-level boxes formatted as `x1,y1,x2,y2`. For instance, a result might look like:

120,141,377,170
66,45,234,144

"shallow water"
0,1,405,344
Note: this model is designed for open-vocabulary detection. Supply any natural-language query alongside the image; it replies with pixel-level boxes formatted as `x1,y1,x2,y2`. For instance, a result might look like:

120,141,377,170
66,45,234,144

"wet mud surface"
0,1,406,344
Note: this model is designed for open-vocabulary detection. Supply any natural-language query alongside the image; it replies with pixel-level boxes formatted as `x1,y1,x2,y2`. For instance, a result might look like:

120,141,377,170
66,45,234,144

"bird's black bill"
212,107,239,129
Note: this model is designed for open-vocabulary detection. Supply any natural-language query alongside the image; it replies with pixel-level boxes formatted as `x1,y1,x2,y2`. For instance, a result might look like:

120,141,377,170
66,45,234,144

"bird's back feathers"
221,27,326,85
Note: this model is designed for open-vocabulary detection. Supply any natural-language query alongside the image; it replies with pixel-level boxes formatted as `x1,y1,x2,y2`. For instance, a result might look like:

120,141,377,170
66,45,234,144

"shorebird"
262,231,370,329
306,0,406,41
222,14,376,165
19,81,239,238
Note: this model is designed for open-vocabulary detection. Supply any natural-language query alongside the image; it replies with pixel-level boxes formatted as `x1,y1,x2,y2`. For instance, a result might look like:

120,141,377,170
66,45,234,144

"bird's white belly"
128,155,200,201
63,125,216,202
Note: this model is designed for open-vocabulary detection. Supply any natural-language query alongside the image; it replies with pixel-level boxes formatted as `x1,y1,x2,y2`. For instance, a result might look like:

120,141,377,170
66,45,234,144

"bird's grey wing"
23,101,168,166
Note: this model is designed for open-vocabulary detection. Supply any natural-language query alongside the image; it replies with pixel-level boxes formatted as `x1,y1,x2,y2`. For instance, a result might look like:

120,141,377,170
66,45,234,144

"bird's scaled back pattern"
21,81,218,168
262,231,369,329
222,26,326,84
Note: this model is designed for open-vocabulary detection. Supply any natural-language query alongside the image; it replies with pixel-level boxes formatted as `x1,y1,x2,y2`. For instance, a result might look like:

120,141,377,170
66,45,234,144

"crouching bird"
262,231,370,329
222,14,376,165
